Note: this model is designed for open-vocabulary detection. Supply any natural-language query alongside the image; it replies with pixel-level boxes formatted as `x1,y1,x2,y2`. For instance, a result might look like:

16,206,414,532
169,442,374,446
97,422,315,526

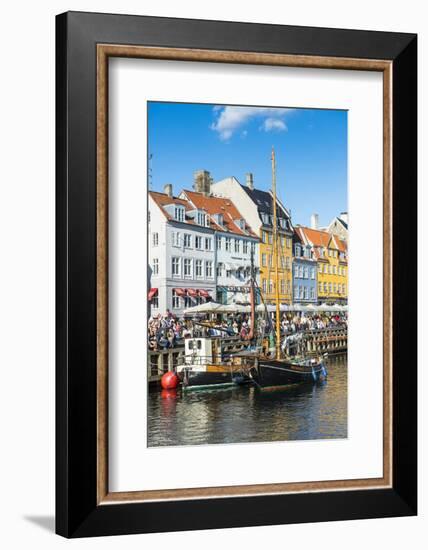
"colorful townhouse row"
148,170,348,316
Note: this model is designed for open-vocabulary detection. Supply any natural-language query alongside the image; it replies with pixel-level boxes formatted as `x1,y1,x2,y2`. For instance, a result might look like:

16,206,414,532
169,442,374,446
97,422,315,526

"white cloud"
210,106,293,141
261,118,287,132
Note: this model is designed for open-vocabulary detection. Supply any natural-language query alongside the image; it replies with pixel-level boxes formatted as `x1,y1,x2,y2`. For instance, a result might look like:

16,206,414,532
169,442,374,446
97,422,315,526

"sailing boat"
248,148,327,390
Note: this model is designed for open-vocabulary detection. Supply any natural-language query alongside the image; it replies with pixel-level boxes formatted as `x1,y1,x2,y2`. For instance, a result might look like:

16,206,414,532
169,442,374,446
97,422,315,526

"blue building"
292,231,317,304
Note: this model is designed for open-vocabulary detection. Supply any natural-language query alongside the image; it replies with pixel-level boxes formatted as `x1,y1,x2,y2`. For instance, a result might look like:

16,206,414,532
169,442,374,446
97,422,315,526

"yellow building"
259,228,293,305
296,227,348,304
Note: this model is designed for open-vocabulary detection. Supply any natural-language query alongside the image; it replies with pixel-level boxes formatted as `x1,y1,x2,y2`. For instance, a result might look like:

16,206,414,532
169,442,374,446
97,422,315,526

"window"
261,213,269,225
286,257,291,270
310,287,315,299
295,244,301,257
205,237,212,251
304,287,309,300
280,256,286,269
268,233,273,244
251,242,256,255
262,279,267,293
195,236,202,249
269,280,274,294
324,282,328,293
243,241,248,254
299,265,304,278
172,290,180,309
184,296,192,308
172,232,180,247
280,279,286,294
324,264,328,274
333,283,337,293
234,239,240,253
175,206,185,222
206,261,213,278
184,234,191,248
225,237,231,251
299,286,304,299
152,232,158,246
171,257,180,277
152,258,159,275
261,253,267,267
319,283,323,294
184,258,192,277
152,295,159,308
303,266,308,279
287,281,291,294
318,264,322,273
216,236,222,250
333,265,336,275
328,283,332,293
286,237,292,249
294,264,299,277
281,235,286,247
197,211,206,226
294,286,299,299
226,269,232,278
217,263,223,277
195,260,203,277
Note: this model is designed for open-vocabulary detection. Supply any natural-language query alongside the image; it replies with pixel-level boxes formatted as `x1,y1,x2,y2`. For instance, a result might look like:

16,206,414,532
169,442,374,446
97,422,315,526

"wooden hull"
250,359,327,390
179,368,234,390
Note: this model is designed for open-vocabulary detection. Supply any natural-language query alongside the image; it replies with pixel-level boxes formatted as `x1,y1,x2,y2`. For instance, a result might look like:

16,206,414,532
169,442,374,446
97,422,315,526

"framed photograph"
56,11,417,537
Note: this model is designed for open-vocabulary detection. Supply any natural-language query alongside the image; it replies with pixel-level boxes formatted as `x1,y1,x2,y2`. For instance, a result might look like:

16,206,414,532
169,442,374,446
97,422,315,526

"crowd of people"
148,310,347,351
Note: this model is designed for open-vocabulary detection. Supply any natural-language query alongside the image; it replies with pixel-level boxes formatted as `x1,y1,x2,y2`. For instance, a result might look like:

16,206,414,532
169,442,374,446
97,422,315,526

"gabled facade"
325,212,348,242
211,175,294,305
180,189,259,305
292,230,318,304
296,226,348,304
148,191,216,315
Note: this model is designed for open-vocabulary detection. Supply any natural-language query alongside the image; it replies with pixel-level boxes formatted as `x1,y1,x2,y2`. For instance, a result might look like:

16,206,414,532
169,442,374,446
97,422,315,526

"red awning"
174,288,186,297
187,288,198,297
148,288,158,301
198,289,210,297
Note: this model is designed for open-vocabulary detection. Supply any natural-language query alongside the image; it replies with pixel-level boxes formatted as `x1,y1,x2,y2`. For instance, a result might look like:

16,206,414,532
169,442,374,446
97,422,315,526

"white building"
180,189,259,305
148,189,216,316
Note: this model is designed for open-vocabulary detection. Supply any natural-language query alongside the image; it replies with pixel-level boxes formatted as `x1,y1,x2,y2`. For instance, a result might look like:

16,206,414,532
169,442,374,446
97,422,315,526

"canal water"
147,353,347,447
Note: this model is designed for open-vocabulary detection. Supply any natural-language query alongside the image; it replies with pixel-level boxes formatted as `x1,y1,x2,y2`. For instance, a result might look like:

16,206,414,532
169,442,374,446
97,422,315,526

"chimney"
310,213,319,230
246,172,254,190
163,183,173,197
339,212,348,224
193,170,212,196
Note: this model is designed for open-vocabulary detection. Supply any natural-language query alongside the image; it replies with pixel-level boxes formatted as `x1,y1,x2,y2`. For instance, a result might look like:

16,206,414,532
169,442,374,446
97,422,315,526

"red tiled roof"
182,190,258,238
149,191,198,225
296,226,347,260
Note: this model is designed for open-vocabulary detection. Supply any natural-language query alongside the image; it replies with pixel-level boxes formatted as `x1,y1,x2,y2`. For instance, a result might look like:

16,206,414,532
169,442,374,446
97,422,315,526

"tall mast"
271,147,281,360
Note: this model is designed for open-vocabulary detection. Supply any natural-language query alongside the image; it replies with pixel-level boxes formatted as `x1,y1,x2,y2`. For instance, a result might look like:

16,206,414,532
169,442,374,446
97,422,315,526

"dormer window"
279,218,286,229
174,206,185,222
197,211,207,226
261,213,269,225
234,218,245,230
213,213,224,226
294,244,301,257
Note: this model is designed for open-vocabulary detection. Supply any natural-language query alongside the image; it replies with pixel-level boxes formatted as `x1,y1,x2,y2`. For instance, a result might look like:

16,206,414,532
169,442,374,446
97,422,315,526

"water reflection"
148,354,347,447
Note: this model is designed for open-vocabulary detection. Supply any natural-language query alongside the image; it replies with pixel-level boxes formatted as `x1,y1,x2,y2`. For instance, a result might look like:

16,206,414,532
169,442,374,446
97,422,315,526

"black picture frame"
56,11,417,538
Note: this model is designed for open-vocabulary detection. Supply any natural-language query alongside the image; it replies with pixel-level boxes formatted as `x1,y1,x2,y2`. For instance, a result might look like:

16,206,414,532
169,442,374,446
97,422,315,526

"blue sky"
148,102,347,228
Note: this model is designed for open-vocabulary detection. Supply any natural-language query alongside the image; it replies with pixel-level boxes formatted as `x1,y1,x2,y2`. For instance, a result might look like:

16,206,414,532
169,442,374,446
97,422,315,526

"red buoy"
161,371,179,390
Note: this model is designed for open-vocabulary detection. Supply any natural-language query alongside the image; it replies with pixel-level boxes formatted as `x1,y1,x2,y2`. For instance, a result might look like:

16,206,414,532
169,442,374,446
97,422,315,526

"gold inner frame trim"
96,44,393,505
